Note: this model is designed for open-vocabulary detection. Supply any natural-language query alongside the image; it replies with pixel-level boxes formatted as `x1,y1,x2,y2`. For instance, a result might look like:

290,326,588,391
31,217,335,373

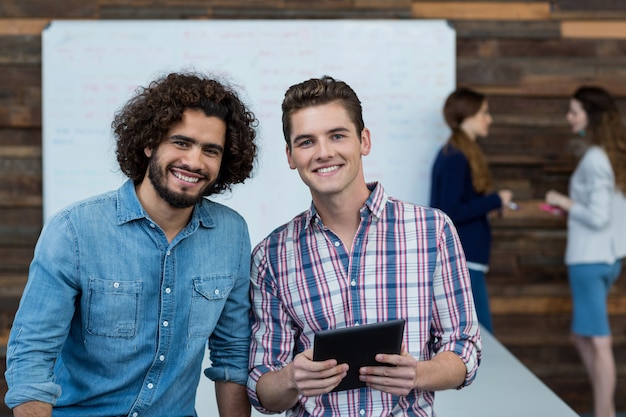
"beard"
147,153,212,209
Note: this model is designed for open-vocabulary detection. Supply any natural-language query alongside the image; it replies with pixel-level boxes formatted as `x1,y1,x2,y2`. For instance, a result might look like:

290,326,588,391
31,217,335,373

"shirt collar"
304,181,388,229
115,179,215,229
363,181,387,220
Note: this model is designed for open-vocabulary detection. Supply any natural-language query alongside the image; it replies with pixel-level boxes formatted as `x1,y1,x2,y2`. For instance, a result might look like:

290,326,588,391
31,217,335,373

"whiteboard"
42,20,455,416
42,19,455,246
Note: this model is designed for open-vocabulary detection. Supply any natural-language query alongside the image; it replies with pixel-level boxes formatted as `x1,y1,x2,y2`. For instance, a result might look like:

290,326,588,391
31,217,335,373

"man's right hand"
12,400,52,417
289,349,348,396
256,348,349,412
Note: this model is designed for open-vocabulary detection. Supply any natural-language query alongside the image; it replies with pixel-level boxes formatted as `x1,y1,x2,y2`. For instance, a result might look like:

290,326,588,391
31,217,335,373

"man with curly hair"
5,72,258,417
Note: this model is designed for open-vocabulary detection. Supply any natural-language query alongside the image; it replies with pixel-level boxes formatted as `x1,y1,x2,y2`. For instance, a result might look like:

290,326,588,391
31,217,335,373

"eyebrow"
292,126,351,144
170,134,224,153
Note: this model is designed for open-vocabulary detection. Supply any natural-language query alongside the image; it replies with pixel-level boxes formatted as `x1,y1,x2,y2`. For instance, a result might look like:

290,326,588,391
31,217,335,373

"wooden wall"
2,0,626,414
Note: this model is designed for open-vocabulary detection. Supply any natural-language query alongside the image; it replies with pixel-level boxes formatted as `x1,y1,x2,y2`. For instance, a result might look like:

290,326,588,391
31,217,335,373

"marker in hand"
507,202,519,210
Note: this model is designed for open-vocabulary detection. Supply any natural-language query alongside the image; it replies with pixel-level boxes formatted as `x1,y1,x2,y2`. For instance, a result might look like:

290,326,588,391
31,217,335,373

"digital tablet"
312,319,406,392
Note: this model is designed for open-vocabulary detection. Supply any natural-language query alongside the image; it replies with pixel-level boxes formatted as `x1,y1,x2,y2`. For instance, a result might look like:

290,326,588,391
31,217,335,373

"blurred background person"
545,86,626,417
430,87,514,334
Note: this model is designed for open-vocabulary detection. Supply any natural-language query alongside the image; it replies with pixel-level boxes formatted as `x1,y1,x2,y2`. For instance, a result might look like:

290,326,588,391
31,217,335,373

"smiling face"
460,100,492,140
144,108,226,209
566,98,588,135
286,101,371,202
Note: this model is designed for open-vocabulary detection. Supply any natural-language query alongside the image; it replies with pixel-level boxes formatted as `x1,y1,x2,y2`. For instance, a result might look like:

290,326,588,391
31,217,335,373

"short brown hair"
281,75,364,150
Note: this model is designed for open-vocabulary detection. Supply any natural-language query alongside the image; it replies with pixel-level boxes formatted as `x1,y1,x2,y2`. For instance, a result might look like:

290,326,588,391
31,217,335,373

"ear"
144,147,153,158
360,127,372,157
286,144,297,170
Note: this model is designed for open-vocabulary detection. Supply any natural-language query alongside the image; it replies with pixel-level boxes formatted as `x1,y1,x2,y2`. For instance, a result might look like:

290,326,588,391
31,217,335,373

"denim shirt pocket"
86,278,142,338
189,275,234,338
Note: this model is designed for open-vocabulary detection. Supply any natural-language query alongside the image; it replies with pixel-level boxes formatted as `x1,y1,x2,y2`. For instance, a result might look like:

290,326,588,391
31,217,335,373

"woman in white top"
546,86,626,417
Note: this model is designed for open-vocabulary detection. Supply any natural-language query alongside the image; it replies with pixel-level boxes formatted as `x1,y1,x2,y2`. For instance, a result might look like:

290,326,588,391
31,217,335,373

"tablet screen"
312,319,406,392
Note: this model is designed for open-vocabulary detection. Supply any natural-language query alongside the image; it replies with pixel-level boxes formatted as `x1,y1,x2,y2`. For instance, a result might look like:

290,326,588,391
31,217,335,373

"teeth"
317,166,339,173
173,172,199,183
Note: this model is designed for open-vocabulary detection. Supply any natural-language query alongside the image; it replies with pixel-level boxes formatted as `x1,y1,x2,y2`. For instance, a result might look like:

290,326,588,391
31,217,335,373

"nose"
182,145,204,168
316,138,335,160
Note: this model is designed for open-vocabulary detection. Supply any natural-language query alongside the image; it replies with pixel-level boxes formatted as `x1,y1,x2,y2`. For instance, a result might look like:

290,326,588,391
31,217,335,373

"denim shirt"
5,180,252,417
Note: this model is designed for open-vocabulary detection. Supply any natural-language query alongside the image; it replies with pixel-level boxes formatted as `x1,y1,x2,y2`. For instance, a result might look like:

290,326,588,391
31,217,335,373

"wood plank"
486,95,571,113
555,0,626,11
500,333,626,349
0,1,97,18
491,294,626,314
0,195,41,208
0,35,41,64
458,38,626,58
0,128,40,146
0,106,41,127
0,18,50,35
210,0,281,5
458,57,626,96
0,145,41,158
209,7,411,18
0,226,41,245
0,208,42,229
354,0,411,8
452,20,560,38
0,176,41,196
98,6,211,19
266,0,353,8
561,21,626,39
0,247,35,273
491,295,571,314
0,275,27,299
486,113,564,127
0,66,41,127
489,283,570,297
416,0,548,2
411,2,551,20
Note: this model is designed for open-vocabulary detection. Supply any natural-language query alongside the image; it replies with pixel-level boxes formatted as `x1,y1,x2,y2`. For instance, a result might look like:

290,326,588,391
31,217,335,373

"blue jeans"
469,268,493,333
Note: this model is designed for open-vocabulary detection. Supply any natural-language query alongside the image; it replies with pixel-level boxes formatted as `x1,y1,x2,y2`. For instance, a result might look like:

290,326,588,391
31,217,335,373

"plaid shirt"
248,183,481,417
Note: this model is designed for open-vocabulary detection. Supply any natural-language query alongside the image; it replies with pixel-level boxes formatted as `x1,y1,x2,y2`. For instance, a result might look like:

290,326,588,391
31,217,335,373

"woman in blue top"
430,88,513,333
545,86,626,417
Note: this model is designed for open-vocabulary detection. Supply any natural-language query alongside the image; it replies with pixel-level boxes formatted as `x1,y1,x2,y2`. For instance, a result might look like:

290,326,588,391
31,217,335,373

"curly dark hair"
112,72,258,196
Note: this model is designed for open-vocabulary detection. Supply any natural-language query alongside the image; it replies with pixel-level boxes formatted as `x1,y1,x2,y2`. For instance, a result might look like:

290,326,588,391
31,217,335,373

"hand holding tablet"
312,319,406,392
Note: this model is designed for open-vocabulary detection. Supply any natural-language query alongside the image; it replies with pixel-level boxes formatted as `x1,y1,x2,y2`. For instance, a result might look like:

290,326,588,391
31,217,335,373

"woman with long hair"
430,87,513,333
545,86,626,417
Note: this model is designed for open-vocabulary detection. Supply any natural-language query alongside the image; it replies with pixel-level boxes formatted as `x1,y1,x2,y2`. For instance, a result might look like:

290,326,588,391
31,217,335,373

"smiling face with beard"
140,109,227,211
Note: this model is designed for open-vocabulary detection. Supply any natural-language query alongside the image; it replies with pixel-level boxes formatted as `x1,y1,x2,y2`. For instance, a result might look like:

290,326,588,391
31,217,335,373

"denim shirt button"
149,223,155,228
163,321,169,327
113,282,120,288
165,288,171,294
334,241,340,247
214,289,219,295
132,413,139,417
147,383,154,389
159,355,165,361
